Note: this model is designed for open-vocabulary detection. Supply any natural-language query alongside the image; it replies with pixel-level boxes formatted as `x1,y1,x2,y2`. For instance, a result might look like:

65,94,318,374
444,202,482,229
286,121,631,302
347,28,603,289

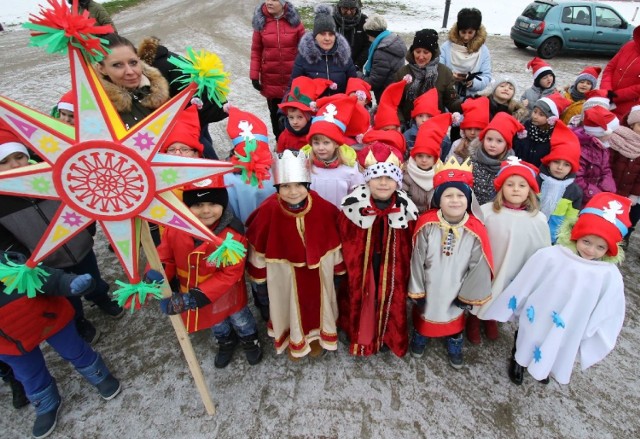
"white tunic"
482,245,625,384
310,164,365,208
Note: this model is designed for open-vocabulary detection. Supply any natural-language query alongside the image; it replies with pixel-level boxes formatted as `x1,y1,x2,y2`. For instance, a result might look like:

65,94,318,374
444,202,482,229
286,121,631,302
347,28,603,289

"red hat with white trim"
411,113,451,159
527,57,553,81
535,92,571,120
571,192,631,256
0,121,29,162
307,95,357,145
575,65,602,88
493,156,540,193
582,89,611,113
479,112,525,149
541,120,581,173
57,90,75,112
583,106,620,137
410,88,440,119
460,96,489,130
162,106,204,155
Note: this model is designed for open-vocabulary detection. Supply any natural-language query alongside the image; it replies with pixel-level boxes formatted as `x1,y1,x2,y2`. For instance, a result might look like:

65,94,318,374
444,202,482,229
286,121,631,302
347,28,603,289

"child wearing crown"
337,143,419,357
245,150,344,360
482,193,629,385
408,157,493,369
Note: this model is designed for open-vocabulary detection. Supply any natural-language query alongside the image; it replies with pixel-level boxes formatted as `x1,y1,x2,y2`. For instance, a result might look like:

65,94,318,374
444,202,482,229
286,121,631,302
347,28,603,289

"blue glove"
159,292,197,315
144,269,164,284
70,274,95,295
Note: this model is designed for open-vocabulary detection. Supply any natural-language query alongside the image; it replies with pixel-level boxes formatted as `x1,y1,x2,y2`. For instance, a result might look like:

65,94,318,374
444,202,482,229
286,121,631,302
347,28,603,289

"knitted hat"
541,120,581,173
571,192,631,256
183,185,229,209
57,90,75,112
628,105,640,126
410,29,439,56
337,0,360,8
0,122,29,162
490,75,518,96
308,95,356,145
279,77,334,113
163,106,204,155
479,112,525,149
373,78,407,129
410,88,441,119
313,4,336,37
457,8,482,31
575,66,602,89
582,89,611,113
494,156,540,193
357,141,403,184
346,77,372,104
535,92,572,120
362,129,406,155
460,96,489,130
583,106,620,137
412,113,451,159
363,14,387,37
527,57,553,81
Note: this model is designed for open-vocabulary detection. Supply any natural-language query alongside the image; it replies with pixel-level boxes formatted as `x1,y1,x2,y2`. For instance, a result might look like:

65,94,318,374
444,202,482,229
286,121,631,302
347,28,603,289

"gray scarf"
406,59,439,103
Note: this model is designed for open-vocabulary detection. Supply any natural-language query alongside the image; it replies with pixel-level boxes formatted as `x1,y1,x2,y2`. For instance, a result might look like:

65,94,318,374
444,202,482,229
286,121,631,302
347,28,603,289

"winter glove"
159,291,198,315
252,80,262,92
144,269,164,284
607,90,618,103
453,298,473,311
70,274,95,296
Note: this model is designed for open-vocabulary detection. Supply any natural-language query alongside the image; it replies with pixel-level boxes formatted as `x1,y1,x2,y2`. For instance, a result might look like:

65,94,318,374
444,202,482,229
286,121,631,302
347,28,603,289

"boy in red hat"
156,182,262,369
573,106,618,207
469,157,551,345
449,96,490,162
538,120,583,242
337,142,419,357
408,157,493,368
522,57,556,111
483,192,630,385
403,88,451,159
402,113,451,213
561,65,601,124
160,106,204,158
52,90,75,126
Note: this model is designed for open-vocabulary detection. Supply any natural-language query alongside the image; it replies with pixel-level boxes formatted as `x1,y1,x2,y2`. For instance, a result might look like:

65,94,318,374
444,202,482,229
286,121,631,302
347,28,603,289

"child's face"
380,124,400,132
482,129,507,157
531,107,549,127
415,113,431,127
462,127,480,141
502,175,530,207
538,73,554,89
494,83,515,103
58,109,74,126
311,134,339,161
287,108,308,131
576,80,593,94
440,187,468,223
576,235,608,260
278,182,309,205
368,176,397,201
188,202,223,227
166,142,198,157
548,159,572,179
414,153,436,170
0,151,29,172
631,122,640,135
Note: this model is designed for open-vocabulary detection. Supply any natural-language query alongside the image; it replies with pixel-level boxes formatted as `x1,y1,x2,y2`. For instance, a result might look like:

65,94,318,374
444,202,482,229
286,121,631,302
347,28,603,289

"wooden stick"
139,221,216,415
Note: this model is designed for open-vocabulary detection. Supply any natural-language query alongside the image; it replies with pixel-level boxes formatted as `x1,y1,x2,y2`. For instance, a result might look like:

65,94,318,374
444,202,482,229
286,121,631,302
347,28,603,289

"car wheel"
537,37,561,59
514,41,527,49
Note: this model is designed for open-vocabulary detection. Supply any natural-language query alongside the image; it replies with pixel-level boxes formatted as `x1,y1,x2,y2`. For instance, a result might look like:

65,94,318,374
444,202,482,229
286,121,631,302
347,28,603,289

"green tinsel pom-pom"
0,258,50,298
113,280,164,314
206,233,247,267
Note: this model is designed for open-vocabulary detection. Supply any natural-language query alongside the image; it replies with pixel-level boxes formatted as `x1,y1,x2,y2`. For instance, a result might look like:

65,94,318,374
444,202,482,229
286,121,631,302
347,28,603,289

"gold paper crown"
362,149,402,168
273,150,311,185
434,157,474,187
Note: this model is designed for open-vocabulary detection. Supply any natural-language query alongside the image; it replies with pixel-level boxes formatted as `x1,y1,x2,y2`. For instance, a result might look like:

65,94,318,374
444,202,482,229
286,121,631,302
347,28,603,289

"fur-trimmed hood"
447,24,487,54
252,1,301,31
96,63,169,114
138,36,167,66
297,32,352,66
555,216,624,264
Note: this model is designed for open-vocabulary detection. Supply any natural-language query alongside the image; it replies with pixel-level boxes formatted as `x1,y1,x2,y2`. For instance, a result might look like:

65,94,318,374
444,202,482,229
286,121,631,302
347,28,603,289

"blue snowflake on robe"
533,346,542,363
527,306,535,323
551,311,565,328
508,296,517,312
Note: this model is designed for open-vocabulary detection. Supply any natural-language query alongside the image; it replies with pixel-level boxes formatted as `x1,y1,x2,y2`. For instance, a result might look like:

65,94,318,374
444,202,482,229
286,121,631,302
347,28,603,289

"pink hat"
583,106,620,137
527,57,553,81
411,113,451,159
479,112,525,149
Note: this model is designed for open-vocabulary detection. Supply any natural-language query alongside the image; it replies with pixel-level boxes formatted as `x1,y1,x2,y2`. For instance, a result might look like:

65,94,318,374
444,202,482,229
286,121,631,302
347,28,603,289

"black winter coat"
333,10,370,70
513,120,552,168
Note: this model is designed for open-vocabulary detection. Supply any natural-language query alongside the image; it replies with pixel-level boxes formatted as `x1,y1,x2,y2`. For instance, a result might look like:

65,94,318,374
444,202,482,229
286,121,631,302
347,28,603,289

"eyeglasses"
166,147,196,154
341,7,357,13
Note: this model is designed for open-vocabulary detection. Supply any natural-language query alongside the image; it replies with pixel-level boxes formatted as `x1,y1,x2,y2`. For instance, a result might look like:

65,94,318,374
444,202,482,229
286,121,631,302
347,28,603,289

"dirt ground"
1,1,640,438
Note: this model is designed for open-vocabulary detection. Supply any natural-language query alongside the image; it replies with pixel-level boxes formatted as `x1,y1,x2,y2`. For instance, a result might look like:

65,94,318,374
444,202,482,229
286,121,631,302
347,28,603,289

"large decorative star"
0,47,234,283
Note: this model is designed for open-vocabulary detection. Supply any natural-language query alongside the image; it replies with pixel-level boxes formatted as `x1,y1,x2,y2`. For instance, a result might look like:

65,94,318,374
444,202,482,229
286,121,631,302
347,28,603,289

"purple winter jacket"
573,127,616,207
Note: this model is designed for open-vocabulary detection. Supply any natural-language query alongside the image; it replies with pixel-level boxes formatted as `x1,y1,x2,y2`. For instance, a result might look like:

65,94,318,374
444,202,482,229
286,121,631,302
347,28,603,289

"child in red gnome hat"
561,65,601,124
408,157,493,368
468,157,551,345
573,106,618,207
402,113,451,213
337,142,419,357
449,96,490,162
483,192,630,385
403,88,451,159
51,90,76,126
372,78,406,131
521,57,556,111
161,105,205,158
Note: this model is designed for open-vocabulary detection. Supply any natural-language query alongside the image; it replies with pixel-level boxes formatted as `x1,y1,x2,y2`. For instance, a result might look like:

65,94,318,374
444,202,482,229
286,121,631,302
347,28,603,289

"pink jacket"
573,127,616,207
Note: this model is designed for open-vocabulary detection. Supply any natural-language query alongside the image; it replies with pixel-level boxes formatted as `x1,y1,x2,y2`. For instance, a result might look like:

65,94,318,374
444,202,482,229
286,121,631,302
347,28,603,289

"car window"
521,2,552,20
595,7,623,28
565,6,592,26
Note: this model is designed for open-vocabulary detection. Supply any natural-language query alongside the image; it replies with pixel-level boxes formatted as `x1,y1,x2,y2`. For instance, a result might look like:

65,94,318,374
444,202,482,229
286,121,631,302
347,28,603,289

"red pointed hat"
57,90,75,112
279,77,334,113
412,113,451,159
362,129,406,155
410,88,440,119
571,192,631,256
373,78,407,129
346,77,372,104
0,120,29,161
527,57,553,80
345,103,371,137
536,92,571,118
460,96,489,130
541,120,581,172
493,156,540,193
162,106,204,155
479,112,525,149
583,106,620,137
307,94,357,145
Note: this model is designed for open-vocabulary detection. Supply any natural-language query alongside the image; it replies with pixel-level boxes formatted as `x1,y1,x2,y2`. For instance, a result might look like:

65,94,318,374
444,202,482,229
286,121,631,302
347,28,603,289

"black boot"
508,331,525,385
1,361,29,409
240,333,263,366
214,331,238,369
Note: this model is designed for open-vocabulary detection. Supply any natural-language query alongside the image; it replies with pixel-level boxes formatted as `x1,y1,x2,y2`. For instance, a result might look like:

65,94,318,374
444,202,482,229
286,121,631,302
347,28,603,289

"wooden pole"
139,221,216,415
